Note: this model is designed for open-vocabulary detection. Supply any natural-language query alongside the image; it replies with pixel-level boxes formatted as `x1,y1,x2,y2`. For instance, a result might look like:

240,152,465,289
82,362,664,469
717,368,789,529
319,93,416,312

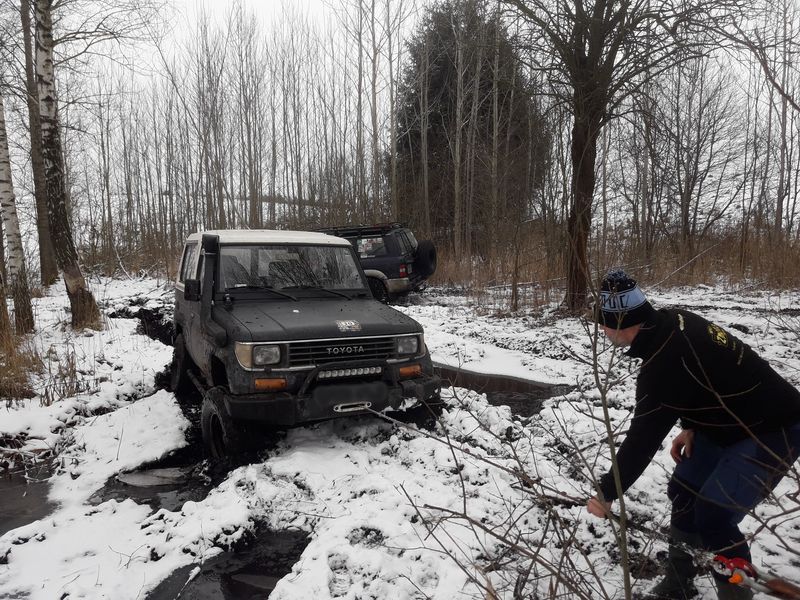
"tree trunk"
419,38,431,237
0,93,35,334
452,39,464,256
565,106,601,311
20,0,57,286
465,42,483,259
35,0,100,329
0,272,12,352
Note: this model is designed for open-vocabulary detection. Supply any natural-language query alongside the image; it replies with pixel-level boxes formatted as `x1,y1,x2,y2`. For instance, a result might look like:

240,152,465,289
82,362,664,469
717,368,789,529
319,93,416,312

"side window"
179,243,199,282
396,232,413,255
356,236,387,258
404,229,418,250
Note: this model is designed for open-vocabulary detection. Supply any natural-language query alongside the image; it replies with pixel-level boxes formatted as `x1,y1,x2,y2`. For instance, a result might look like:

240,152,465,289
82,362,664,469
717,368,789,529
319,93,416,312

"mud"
434,364,573,417
107,301,175,346
145,528,309,600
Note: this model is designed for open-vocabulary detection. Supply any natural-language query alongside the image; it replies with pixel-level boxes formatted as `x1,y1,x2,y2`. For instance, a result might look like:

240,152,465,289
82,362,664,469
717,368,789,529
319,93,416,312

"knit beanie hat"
593,269,655,329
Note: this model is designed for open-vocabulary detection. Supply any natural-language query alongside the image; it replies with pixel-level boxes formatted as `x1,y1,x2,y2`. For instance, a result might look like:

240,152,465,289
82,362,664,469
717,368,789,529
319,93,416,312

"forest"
1,0,799,330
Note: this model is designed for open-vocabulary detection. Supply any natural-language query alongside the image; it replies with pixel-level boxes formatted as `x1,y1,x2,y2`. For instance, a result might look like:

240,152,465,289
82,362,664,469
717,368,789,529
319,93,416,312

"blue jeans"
668,424,800,561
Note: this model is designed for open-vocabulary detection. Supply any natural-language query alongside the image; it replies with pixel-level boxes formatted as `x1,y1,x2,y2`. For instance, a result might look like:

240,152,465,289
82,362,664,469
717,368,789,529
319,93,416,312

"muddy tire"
171,333,196,396
368,277,389,303
414,240,437,278
201,387,255,459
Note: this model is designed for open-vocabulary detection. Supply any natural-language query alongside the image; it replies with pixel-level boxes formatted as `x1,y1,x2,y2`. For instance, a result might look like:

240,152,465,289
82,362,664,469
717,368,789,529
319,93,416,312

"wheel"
170,333,196,396
368,277,389,303
201,387,255,459
413,240,437,278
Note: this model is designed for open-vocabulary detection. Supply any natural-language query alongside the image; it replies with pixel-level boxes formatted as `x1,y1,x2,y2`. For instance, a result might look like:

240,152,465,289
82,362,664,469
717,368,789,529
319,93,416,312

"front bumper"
224,374,441,426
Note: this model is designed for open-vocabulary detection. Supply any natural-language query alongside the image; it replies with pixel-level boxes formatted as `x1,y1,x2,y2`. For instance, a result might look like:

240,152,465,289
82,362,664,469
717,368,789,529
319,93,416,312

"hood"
214,298,422,342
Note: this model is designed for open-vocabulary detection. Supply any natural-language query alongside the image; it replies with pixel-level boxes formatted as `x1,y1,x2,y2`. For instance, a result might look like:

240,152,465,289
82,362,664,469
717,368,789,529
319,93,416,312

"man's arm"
596,390,677,502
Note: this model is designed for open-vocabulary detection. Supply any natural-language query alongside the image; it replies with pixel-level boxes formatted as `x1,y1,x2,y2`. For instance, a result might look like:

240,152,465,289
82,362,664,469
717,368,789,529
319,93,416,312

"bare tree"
19,0,57,285
0,270,11,352
502,0,747,310
0,89,34,334
35,0,99,328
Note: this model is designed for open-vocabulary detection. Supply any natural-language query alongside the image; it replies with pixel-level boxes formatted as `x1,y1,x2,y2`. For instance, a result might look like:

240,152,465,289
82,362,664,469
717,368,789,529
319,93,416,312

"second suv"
315,223,437,302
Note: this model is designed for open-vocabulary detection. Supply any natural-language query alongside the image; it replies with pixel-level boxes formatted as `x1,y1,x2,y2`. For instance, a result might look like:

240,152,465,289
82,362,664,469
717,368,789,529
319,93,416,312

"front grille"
288,337,396,366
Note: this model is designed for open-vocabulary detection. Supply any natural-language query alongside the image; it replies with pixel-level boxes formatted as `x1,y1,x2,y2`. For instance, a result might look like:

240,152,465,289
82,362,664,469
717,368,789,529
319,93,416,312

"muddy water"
145,528,309,600
0,464,55,536
88,441,214,512
434,364,572,417
89,439,310,600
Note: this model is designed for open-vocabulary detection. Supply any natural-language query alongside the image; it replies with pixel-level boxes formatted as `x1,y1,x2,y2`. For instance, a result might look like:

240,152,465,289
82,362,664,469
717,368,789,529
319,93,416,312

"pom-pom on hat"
593,269,655,330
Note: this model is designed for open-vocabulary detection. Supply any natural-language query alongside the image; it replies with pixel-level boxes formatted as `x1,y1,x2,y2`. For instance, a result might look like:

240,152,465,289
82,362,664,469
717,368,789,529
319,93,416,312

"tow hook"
333,402,372,413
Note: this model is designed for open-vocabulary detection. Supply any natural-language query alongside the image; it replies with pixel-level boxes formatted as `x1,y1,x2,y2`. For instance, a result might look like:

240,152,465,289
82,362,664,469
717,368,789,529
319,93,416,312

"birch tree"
35,0,99,328
0,91,35,334
0,270,11,352
19,0,58,286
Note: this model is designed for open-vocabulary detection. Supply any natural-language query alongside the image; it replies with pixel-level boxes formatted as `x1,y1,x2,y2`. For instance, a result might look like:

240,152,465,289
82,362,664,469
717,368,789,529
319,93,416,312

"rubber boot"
715,579,754,600
648,527,700,599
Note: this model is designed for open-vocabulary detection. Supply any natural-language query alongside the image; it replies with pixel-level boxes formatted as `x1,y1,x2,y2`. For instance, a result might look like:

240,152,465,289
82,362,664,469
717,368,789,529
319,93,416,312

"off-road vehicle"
315,223,437,302
171,230,441,458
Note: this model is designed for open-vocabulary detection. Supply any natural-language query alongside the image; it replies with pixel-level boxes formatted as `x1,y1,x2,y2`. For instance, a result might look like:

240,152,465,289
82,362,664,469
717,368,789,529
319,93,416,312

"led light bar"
318,366,383,379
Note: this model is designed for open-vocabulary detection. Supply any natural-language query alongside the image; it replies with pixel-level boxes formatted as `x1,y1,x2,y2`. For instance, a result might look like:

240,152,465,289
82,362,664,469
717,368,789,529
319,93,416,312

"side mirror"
184,279,201,302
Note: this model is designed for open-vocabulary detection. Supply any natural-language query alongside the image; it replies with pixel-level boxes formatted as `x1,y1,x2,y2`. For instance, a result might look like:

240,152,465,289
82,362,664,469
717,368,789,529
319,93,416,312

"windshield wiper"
224,284,297,301
283,285,352,300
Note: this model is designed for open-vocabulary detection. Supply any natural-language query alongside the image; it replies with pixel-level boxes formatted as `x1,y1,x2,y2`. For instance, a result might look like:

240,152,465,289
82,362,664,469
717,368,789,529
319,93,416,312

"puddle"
88,442,215,512
0,463,56,536
146,528,309,600
434,364,572,417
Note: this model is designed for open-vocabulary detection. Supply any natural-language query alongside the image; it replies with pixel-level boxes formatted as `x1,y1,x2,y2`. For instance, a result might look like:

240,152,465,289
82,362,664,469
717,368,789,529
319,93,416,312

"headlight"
235,343,281,368
397,335,419,355
253,345,281,366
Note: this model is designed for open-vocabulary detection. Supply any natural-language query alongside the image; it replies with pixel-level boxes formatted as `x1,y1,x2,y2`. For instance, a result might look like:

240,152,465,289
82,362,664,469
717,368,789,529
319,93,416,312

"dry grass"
40,343,97,407
431,225,800,313
0,337,42,407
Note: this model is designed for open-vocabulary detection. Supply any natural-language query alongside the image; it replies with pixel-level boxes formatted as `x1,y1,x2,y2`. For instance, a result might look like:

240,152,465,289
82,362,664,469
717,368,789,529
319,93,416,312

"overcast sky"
172,0,330,29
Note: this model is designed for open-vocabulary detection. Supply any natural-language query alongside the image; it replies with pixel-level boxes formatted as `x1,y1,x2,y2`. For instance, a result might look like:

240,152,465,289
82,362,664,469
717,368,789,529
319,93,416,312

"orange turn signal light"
398,364,422,379
254,378,287,392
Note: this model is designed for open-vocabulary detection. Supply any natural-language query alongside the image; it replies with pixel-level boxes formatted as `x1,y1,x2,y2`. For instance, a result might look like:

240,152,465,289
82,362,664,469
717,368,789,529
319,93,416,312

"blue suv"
316,223,437,302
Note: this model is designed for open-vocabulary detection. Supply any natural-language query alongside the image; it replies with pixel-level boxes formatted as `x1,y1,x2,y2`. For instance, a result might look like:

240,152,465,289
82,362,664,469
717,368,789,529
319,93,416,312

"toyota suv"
171,230,441,457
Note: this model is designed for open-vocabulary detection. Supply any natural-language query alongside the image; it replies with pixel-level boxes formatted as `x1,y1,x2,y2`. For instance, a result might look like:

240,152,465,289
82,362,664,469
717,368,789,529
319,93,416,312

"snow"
188,229,353,246
1,278,798,599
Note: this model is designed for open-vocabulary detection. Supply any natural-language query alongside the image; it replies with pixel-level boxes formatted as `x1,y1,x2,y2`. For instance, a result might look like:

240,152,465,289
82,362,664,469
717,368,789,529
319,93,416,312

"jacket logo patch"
337,320,362,332
707,324,728,347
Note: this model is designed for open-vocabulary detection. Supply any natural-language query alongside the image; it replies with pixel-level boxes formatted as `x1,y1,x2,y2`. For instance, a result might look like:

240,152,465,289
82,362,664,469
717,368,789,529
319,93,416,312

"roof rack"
315,223,405,238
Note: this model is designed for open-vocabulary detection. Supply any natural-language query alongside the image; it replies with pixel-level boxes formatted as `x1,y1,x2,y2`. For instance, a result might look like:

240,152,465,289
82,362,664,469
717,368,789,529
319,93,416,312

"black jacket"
598,308,800,501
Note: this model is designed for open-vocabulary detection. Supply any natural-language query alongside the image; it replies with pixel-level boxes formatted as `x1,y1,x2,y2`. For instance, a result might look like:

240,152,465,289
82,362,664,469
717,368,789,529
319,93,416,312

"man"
585,269,800,600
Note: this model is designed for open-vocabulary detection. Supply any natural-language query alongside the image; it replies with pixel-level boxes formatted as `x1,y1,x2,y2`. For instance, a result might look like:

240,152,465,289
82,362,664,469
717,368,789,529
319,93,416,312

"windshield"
218,244,366,292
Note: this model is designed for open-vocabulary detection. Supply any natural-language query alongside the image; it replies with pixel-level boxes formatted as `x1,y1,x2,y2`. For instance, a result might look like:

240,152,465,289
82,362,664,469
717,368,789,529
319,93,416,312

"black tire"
201,387,255,459
368,277,389,303
171,333,196,396
414,240,437,278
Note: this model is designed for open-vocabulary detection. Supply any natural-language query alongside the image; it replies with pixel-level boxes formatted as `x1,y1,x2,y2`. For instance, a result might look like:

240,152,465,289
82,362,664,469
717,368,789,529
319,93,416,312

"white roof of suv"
187,230,352,246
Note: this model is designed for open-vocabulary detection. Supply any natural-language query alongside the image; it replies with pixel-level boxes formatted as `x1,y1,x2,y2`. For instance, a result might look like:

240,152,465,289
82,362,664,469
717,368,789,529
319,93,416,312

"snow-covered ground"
1,278,798,599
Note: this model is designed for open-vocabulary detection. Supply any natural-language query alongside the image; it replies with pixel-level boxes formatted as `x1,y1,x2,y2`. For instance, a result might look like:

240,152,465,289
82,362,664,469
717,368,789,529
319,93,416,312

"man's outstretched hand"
587,496,612,518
